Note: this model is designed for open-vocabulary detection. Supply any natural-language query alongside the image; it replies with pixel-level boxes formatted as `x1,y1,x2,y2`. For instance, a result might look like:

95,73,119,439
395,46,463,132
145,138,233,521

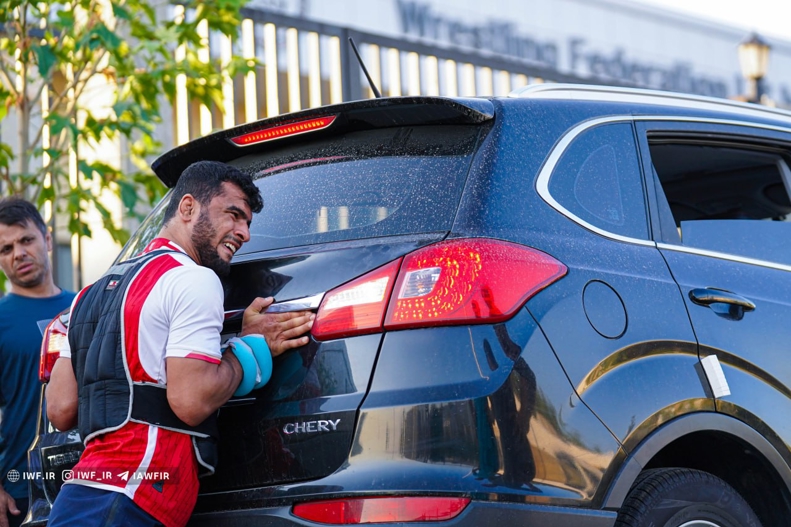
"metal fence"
172,7,626,144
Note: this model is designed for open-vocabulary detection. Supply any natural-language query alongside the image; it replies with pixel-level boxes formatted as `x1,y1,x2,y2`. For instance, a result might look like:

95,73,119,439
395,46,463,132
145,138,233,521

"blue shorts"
48,484,163,527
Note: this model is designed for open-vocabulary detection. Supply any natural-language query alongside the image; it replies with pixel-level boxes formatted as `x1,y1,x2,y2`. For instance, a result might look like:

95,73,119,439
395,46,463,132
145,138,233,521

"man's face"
0,220,52,291
191,182,253,277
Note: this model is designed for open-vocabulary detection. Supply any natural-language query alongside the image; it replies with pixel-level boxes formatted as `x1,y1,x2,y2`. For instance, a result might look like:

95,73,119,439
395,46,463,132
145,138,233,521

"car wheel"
615,468,761,527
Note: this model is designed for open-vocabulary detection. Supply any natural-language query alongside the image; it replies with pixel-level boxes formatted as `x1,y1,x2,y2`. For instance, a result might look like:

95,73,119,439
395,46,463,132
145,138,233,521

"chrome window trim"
537,114,791,258
223,292,325,320
637,115,791,135
657,243,791,273
265,292,325,313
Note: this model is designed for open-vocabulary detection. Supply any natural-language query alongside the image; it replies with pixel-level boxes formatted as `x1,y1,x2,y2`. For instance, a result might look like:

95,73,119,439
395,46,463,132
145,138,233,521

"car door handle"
689,288,756,311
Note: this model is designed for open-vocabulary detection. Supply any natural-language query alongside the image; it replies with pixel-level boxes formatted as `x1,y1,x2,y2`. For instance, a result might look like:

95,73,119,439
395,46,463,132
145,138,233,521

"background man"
45,161,313,527
0,198,74,527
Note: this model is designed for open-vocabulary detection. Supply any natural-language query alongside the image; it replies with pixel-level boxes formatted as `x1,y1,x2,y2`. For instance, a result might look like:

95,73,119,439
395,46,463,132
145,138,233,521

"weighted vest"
68,249,219,476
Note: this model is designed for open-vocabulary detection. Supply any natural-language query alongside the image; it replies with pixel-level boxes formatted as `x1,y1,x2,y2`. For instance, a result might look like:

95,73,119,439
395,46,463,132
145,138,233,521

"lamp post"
738,32,771,104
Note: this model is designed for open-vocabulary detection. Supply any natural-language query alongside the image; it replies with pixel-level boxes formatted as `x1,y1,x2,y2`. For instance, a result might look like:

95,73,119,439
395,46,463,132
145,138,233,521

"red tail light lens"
292,496,470,524
312,239,566,340
39,310,70,382
312,259,402,340
230,115,337,146
385,239,566,328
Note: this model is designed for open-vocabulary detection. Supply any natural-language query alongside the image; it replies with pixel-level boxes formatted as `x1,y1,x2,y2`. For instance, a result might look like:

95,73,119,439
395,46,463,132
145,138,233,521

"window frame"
635,117,791,270
536,116,654,246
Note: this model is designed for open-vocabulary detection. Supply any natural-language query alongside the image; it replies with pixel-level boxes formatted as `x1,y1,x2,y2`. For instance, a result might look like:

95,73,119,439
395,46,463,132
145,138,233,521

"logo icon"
62,469,74,481
118,471,129,481
6,470,19,483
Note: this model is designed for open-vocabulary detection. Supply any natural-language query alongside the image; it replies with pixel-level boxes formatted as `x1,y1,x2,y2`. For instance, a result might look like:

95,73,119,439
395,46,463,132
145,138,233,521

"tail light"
292,496,470,524
39,310,70,382
313,239,566,340
312,259,402,340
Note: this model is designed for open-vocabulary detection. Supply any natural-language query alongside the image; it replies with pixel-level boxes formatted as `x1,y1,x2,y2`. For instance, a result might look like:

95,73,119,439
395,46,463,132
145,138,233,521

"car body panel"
525,233,712,446
194,309,622,514
657,247,791,459
202,333,381,492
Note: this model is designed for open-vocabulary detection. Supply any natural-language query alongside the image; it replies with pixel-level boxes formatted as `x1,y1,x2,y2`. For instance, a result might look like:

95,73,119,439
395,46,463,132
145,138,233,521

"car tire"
615,468,762,527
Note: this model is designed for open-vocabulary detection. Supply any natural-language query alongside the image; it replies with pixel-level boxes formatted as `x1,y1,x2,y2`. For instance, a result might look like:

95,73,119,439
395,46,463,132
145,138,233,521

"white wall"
247,0,791,104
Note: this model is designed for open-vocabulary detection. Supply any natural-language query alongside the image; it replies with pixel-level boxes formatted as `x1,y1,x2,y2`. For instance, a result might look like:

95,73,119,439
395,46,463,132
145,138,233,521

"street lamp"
738,32,771,103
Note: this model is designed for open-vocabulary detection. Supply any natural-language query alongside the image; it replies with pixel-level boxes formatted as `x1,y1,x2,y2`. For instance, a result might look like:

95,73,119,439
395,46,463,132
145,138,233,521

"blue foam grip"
228,337,259,397
239,334,272,390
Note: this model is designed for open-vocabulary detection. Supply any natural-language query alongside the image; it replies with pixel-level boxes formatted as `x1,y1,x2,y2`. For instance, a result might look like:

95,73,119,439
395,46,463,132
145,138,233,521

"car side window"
549,122,649,240
648,138,791,264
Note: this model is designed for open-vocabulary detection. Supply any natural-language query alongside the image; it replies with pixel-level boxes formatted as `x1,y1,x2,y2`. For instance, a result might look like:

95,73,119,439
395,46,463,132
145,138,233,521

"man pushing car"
45,161,314,527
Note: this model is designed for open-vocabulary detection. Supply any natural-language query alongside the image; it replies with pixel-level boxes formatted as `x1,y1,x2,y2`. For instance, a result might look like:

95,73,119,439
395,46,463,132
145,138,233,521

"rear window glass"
118,125,480,260
233,125,480,253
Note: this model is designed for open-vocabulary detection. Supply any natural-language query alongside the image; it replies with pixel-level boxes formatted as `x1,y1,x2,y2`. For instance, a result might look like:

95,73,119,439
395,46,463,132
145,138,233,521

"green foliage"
0,0,255,288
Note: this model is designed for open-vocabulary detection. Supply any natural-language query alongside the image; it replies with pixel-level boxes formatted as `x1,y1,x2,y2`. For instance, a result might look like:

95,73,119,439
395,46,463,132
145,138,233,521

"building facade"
258,0,789,99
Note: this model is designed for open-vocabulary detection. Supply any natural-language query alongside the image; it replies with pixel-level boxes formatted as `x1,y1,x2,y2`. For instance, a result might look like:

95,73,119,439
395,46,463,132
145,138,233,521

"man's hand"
0,485,20,527
241,297,314,357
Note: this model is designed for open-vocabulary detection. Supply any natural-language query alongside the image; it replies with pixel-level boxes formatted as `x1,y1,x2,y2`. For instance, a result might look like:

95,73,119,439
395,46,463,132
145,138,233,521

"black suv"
26,84,791,527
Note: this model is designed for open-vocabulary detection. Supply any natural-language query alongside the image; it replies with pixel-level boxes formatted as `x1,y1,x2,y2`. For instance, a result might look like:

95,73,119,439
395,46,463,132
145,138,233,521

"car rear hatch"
146,97,494,494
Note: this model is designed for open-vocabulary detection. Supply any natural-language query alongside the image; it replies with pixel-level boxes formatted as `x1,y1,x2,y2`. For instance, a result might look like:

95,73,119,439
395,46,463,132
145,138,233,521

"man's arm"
167,352,243,427
167,296,313,427
46,357,78,431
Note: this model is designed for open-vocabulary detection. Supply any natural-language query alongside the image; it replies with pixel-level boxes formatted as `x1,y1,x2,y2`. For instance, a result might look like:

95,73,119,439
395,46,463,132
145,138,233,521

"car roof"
510,83,791,126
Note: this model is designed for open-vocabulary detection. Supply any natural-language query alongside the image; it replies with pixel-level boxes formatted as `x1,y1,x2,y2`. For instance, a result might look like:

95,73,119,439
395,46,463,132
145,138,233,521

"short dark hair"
162,161,263,223
0,197,48,236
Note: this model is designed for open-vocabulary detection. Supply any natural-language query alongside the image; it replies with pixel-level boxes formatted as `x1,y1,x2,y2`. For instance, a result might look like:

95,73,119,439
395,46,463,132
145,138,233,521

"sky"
634,0,791,41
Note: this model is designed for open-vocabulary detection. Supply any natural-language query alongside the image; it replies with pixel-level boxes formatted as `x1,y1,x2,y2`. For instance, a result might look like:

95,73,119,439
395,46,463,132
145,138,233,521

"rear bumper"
187,500,616,527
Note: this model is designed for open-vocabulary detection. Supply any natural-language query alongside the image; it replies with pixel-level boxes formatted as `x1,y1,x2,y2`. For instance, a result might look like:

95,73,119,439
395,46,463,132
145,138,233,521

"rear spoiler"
151,96,494,188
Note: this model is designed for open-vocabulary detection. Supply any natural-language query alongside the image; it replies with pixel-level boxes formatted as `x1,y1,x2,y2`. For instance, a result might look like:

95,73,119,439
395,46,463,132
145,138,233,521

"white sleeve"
161,265,225,363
